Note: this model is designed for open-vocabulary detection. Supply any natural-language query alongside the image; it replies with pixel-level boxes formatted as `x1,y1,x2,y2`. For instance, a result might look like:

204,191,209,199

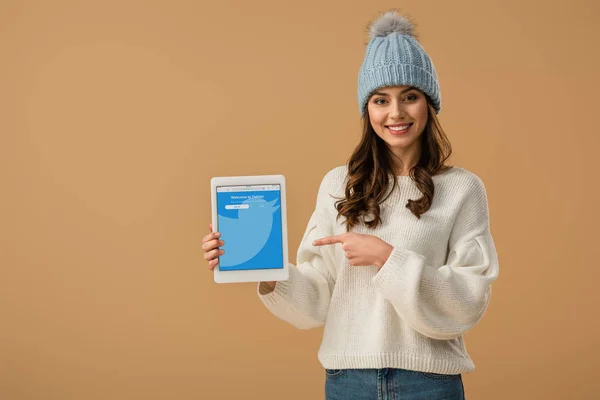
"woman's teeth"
387,123,412,134
388,124,410,131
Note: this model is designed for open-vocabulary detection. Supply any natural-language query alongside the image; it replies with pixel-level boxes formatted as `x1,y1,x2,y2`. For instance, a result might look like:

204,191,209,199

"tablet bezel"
210,174,289,283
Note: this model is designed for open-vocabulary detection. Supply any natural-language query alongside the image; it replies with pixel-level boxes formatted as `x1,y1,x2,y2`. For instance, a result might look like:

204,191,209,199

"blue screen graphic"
216,185,283,271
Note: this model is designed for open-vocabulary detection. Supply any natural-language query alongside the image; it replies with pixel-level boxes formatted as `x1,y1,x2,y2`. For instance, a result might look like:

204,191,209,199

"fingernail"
219,241,224,245
214,232,220,238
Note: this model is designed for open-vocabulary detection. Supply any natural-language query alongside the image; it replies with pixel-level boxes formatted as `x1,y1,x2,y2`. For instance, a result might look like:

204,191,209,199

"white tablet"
210,175,289,283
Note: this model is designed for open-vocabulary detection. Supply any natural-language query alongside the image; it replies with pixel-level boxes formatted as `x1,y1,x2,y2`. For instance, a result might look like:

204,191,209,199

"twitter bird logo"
218,198,280,268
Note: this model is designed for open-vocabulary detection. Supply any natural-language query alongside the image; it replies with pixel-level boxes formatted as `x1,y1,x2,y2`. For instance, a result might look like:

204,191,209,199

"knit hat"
357,10,441,116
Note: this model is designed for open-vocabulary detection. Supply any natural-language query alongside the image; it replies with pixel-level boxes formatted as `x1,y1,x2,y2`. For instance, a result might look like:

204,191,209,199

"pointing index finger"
312,235,344,246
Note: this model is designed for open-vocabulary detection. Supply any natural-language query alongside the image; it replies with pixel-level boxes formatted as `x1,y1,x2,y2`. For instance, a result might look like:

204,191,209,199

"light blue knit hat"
358,10,441,116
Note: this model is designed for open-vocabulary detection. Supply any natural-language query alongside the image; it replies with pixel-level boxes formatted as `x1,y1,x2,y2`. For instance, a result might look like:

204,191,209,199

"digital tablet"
210,174,289,283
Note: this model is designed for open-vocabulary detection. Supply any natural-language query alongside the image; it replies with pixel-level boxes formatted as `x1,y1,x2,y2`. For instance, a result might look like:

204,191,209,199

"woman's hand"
202,224,224,270
203,224,276,291
312,232,393,269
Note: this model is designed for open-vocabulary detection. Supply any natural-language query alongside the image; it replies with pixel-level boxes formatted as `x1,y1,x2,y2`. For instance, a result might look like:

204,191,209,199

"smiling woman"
370,86,425,140
336,80,452,231
368,85,429,171
203,8,498,400
333,11,455,232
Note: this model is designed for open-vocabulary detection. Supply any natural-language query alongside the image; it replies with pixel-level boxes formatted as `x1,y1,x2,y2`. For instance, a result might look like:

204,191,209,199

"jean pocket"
325,369,345,379
420,371,461,380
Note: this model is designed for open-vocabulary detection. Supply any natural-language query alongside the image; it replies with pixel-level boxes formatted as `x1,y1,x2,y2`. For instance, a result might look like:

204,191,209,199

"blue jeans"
325,368,465,400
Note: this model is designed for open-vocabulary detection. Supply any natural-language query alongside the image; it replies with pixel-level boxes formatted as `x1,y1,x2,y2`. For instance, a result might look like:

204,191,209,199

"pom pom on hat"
368,10,414,39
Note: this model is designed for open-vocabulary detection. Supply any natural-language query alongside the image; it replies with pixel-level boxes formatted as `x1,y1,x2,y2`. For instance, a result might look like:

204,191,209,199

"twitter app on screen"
216,184,283,271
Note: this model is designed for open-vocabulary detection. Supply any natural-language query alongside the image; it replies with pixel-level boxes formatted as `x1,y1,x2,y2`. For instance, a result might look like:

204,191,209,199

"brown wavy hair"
334,94,453,232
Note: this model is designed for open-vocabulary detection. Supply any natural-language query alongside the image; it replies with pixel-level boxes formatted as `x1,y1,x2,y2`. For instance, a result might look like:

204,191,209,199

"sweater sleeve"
256,174,336,330
372,176,499,340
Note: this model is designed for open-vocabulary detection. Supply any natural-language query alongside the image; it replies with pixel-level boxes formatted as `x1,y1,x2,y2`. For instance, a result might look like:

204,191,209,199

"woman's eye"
405,94,417,101
374,98,386,105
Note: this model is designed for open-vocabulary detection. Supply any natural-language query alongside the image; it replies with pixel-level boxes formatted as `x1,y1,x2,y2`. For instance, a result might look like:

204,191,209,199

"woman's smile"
386,123,413,135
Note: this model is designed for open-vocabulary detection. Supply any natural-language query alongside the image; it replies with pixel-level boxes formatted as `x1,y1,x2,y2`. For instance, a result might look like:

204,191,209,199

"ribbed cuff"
256,276,293,308
372,246,411,289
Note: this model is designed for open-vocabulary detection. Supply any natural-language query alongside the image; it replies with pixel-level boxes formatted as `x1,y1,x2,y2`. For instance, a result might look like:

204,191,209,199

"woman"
202,9,499,400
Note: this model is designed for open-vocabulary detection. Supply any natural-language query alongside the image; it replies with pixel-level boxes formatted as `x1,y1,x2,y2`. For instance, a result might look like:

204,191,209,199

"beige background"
1,0,599,399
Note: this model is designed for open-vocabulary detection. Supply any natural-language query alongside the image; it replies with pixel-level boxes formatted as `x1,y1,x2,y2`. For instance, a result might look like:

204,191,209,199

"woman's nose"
389,103,407,119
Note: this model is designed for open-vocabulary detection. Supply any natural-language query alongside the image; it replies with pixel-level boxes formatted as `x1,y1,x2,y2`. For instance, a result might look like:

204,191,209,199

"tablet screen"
216,184,284,271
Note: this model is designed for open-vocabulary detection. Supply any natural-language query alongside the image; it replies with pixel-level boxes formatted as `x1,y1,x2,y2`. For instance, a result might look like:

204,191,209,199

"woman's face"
367,85,429,155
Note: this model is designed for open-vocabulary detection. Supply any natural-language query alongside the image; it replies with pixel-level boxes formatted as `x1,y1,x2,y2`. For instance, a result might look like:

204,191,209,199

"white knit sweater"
256,165,499,375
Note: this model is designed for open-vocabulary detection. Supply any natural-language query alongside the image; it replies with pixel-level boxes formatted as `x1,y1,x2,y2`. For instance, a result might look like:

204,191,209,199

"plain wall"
1,0,599,399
